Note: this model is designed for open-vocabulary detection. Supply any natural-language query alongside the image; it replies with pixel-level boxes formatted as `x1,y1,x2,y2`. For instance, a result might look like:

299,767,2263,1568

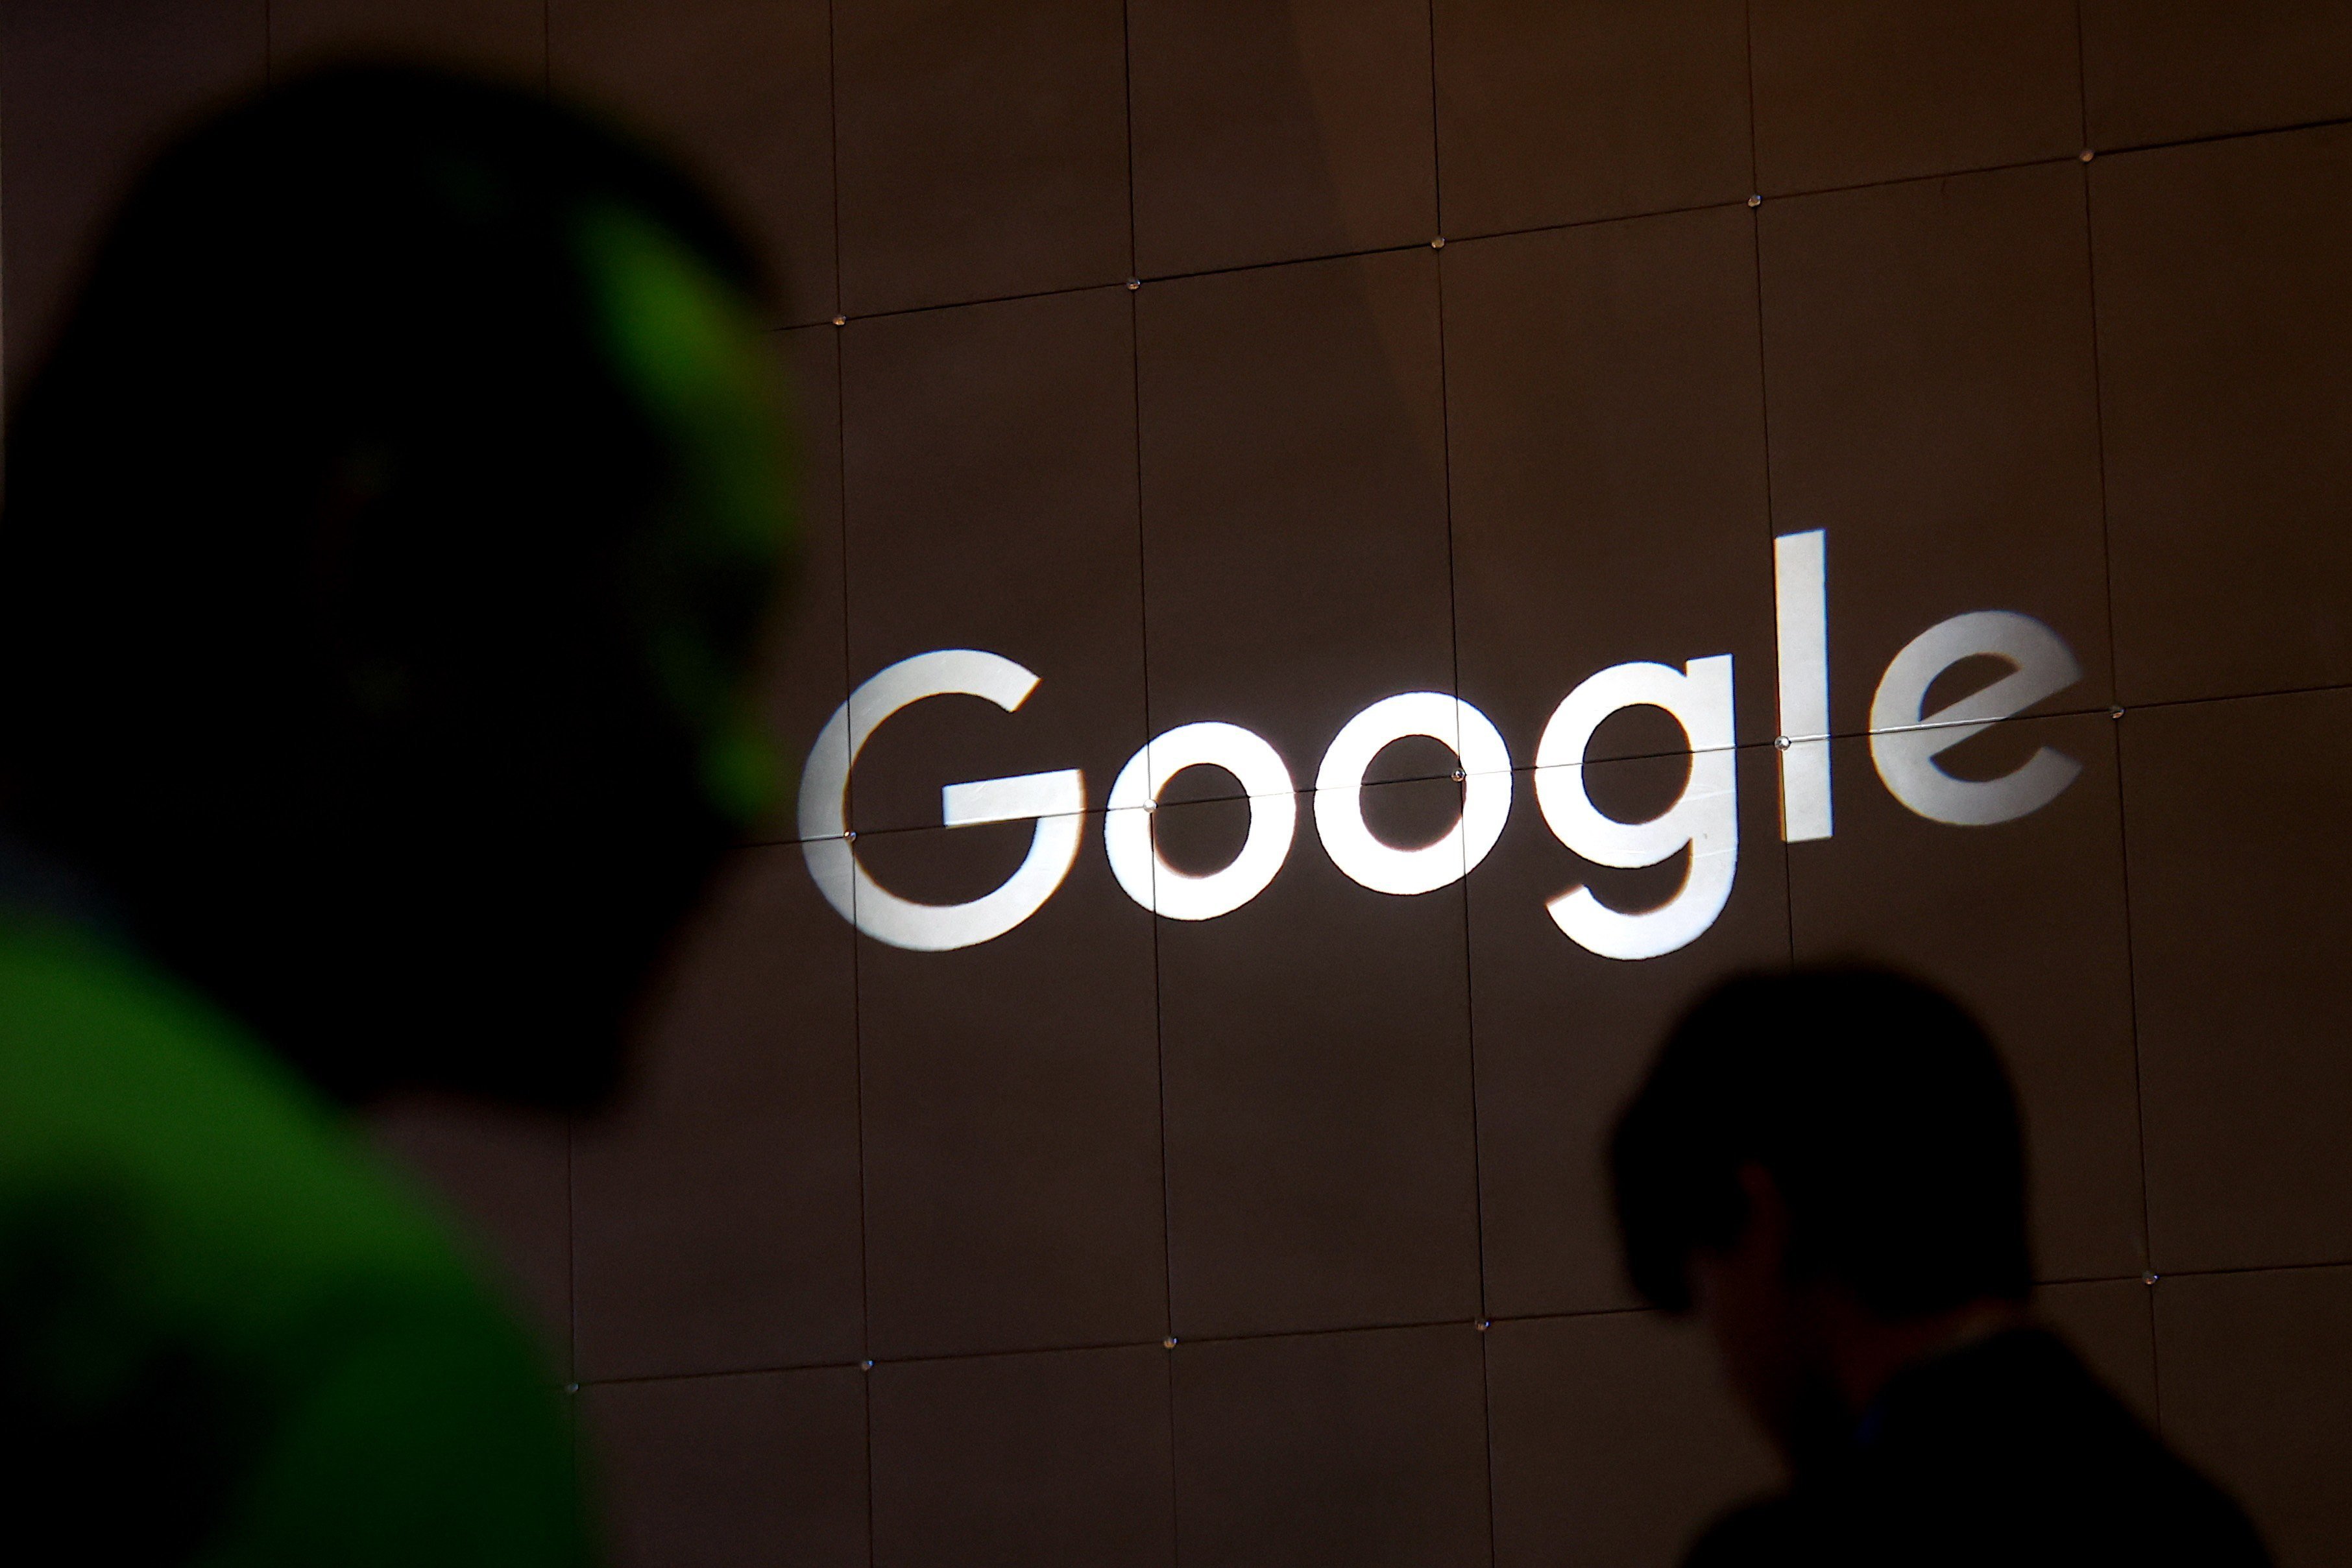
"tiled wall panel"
751,325,853,843
2156,1265,2352,1568
13,3,2352,1564
2094,126,2352,706
583,1368,869,1568
1748,0,2081,193
841,285,1146,832
1757,162,2113,730
832,0,1130,315
1135,248,1451,758
1170,1324,1490,1568
1158,777,1482,1339
1130,0,1435,276
1486,1310,1776,1568
1433,0,1751,239
2081,1,2352,151
1444,204,1775,754
869,1345,1174,1568
2123,691,2352,1273
549,0,836,326
570,843,864,1381
855,815,1168,1359
269,0,544,78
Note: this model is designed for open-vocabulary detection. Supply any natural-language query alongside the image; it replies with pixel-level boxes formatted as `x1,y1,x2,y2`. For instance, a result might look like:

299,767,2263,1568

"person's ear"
1682,1160,1796,1309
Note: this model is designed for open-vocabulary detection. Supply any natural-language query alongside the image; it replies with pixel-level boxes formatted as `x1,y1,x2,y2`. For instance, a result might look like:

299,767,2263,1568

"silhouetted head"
1613,967,2030,1314
1611,968,2031,1457
0,67,794,1110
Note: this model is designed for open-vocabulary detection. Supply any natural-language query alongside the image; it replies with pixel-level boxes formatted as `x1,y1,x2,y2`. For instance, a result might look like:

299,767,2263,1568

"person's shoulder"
1874,1326,2272,1564
1684,1492,1842,1568
0,916,585,1562
0,915,459,1287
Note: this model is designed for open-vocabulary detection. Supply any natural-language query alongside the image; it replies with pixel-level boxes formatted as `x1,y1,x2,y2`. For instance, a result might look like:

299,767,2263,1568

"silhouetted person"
1612,969,2268,1567
0,67,795,1561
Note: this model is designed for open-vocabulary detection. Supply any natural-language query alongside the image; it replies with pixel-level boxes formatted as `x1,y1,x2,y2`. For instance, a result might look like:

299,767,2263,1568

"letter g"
800,649,1084,951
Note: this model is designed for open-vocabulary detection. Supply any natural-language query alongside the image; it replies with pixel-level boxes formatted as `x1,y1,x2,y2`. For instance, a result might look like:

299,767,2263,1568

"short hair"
1609,967,2031,1318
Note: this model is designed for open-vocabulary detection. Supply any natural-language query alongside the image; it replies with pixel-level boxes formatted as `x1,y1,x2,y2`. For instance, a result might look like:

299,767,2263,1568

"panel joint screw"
860,1359,875,1370
2080,149,2096,163
1747,194,1762,208
2142,1272,2159,1285
1163,1336,1178,1349
2109,706,2124,720
831,315,847,327
1431,235,1446,248
1475,1319,1490,1332
1126,278,1141,291
1775,734,1793,751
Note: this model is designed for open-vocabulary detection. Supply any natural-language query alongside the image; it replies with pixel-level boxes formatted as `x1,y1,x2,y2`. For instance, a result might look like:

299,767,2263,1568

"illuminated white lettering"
1869,610,2081,827
801,537,2092,957
1774,529,1832,843
799,649,1085,952
1312,692,1512,896
1104,722,1296,920
1534,657,1738,961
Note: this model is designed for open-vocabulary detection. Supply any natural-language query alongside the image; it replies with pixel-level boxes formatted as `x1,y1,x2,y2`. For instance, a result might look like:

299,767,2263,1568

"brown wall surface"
10,2,2352,1564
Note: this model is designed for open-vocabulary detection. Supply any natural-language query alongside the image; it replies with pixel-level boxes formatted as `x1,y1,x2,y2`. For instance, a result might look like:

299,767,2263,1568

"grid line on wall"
818,5,878,1562
2067,21,2166,1417
1117,5,1187,1556
798,114,2352,342
1421,5,1501,1560
1738,0,1802,982
563,1256,2352,1393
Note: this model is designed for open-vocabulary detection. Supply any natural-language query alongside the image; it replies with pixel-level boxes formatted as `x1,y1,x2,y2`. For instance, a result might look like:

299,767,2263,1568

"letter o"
1313,693,1512,896
1104,723,1296,920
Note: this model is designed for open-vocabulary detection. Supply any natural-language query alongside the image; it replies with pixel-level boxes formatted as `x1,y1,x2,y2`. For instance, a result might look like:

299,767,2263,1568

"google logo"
801,530,2085,958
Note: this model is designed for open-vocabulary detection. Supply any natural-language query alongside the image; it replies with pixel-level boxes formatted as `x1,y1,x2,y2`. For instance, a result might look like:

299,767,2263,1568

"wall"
8,3,2352,1565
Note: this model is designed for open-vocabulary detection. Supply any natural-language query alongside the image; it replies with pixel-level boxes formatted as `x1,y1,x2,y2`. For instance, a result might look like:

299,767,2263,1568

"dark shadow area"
0,64,794,1563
